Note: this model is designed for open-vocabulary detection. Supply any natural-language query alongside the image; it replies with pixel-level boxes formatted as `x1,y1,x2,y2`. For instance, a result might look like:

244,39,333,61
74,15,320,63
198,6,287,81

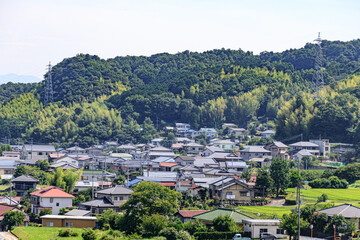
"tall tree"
270,158,290,198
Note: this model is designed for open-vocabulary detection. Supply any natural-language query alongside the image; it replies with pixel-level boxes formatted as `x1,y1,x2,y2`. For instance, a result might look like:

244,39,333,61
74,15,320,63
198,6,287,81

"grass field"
12,227,166,240
237,206,293,219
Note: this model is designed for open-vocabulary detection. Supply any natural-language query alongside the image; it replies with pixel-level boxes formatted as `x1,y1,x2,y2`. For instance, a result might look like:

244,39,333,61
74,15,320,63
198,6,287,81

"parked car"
233,234,251,240
260,233,277,240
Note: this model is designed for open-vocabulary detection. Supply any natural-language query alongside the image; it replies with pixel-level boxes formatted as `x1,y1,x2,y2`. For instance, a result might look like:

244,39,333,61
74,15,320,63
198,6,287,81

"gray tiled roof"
23,144,55,152
65,209,91,216
96,185,133,195
11,175,39,183
240,146,271,153
318,204,360,218
289,141,319,147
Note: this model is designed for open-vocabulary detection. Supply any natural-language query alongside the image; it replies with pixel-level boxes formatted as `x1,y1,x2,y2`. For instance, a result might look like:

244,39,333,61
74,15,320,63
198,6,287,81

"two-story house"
212,140,235,151
0,160,17,181
96,185,133,201
208,177,255,202
183,142,204,155
30,186,74,215
11,175,39,196
240,146,271,161
265,141,289,160
289,141,320,156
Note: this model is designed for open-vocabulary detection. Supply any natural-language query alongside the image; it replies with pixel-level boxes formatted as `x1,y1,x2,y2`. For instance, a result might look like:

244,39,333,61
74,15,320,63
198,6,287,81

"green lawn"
12,227,166,240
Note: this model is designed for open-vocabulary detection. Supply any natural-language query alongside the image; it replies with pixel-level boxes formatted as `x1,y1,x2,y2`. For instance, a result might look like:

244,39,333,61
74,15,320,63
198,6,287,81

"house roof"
159,162,179,168
213,140,234,145
49,153,66,159
117,144,137,150
296,149,313,156
289,141,319,147
80,197,125,208
40,214,97,220
240,146,271,153
318,204,360,218
96,185,133,195
31,186,74,198
65,209,91,216
49,162,79,169
261,130,275,134
23,144,55,152
272,141,288,148
176,156,195,161
171,143,184,149
0,205,17,216
204,146,224,153
150,146,173,152
177,210,209,218
194,157,218,168
66,146,85,151
158,182,176,187
193,208,253,223
184,142,204,147
11,175,39,183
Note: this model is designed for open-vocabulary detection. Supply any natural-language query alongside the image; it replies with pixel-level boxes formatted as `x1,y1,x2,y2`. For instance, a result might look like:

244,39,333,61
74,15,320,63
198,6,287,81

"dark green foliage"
324,214,356,234
1,211,26,230
141,214,168,237
255,167,273,197
58,228,79,237
333,163,360,183
39,208,52,216
35,159,49,171
183,220,207,235
317,194,329,203
0,82,37,102
212,215,236,232
82,228,96,240
309,176,348,189
270,158,290,198
194,232,239,240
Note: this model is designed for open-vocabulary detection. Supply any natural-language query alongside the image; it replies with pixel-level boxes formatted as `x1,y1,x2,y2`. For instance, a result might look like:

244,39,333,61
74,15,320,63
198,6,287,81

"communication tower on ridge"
44,62,54,104
313,32,325,99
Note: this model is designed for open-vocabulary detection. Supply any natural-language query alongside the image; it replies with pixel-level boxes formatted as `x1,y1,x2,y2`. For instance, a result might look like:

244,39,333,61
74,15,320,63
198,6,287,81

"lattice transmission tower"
312,32,325,99
44,62,54,104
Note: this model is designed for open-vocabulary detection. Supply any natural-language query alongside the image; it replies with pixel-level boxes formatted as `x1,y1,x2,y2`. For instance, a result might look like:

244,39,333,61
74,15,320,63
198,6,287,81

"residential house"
183,142,204,155
199,128,217,138
175,210,209,223
22,144,55,161
289,141,320,156
66,146,86,155
0,196,21,206
310,139,331,156
222,123,237,129
230,128,247,136
193,157,218,169
117,144,137,154
49,162,79,171
265,141,289,160
240,146,271,161
148,147,175,160
208,177,255,202
11,175,39,196
74,181,99,192
96,185,134,202
294,149,313,161
243,219,285,239
65,209,91,217
317,204,360,229
81,170,116,182
54,156,79,167
212,140,235,151
331,143,355,154
159,162,179,172
151,138,164,146
260,130,275,138
174,156,195,166
1,152,21,159
176,137,193,144
219,161,247,172
0,160,16,181
41,215,96,228
175,123,191,137
207,152,239,163
80,197,124,214
0,205,29,229
30,186,74,215
201,146,225,157
193,208,253,226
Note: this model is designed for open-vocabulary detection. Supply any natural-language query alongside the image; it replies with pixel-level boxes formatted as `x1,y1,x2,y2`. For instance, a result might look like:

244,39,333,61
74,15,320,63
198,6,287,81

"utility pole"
297,157,301,240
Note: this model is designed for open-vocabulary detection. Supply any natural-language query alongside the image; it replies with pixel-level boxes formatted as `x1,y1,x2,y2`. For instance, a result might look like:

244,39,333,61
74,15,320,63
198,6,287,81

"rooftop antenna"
44,62,54,104
312,32,325,99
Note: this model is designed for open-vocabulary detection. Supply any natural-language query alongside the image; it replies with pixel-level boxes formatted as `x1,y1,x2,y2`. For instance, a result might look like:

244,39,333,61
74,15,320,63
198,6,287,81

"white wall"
40,197,73,215
244,224,280,239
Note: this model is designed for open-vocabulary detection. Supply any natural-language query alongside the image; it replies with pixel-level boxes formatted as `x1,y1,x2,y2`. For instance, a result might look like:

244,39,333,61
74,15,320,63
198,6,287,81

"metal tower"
44,62,54,104
313,32,325,99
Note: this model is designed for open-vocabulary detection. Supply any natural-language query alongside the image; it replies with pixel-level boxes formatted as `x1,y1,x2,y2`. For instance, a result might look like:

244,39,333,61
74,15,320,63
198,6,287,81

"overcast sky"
1,0,359,79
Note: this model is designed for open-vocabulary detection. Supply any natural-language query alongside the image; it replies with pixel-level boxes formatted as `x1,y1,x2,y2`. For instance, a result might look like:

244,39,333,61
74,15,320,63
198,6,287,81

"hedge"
194,232,245,240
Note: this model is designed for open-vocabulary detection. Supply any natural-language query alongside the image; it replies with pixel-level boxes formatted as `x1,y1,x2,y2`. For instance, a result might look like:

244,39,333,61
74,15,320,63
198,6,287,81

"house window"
65,222,73,227
46,221,54,227
39,152,43,155
56,203,59,206
119,197,123,200
277,229,285,234
50,198,53,203
240,191,248,197
260,229,268,234
114,197,118,200
226,192,233,196
4,170,12,174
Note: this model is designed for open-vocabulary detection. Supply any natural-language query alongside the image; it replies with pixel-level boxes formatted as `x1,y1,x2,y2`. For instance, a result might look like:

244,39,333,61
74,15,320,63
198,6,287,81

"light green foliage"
1,211,26,230
141,214,168,237
212,215,236,232
270,158,290,198
48,167,82,193
82,228,97,240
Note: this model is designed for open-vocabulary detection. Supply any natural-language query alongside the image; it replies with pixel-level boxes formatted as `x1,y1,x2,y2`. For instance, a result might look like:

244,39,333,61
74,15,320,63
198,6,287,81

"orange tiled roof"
158,182,176,187
31,186,74,198
159,162,178,167
178,210,209,218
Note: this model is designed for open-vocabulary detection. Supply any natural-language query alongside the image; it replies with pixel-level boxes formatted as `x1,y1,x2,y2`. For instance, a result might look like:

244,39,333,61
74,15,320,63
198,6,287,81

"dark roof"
318,204,360,218
65,209,91,216
96,185,133,195
176,156,195,161
11,175,39,183
80,197,125,208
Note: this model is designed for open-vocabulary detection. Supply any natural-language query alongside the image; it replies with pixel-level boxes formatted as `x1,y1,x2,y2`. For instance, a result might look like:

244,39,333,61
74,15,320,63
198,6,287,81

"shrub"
141,214,168,237
317,193,328,203
176,230,192,240
285,198,297,205
213,215,236,232
58,228,78,237
160,227,178,240
100,235,114,240
82,228,96,240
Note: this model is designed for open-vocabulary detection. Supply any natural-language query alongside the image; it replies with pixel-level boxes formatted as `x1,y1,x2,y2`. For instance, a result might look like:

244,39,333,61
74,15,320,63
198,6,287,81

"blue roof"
124,178,142,187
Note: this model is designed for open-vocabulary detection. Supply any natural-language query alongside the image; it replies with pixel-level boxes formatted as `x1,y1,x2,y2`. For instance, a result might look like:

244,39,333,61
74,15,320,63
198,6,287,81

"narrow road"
0,232,18,240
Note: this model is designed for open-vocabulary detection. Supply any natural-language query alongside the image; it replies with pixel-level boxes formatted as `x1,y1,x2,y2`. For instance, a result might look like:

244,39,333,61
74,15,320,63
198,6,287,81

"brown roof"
0,204,16,216
158,182,176,187
159,162,179,167
178,210,209,218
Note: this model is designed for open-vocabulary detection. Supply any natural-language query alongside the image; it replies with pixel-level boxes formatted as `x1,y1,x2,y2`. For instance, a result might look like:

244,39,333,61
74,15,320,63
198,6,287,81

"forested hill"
1,39,360,147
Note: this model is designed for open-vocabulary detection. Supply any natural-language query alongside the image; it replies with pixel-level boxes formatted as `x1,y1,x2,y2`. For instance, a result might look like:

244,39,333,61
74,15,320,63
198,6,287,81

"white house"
260,130,275,138
212,140,235,151
242,219,285,239
22,144,56,161
30,186,74,215
55,156,79,167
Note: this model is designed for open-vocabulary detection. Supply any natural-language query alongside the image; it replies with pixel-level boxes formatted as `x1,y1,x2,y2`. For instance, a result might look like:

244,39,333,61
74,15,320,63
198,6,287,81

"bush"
100,235,113,240
183,220,207,235
82,228,96,240
285,198,297,205
194,232,238,240
58,228,79,237
141,214,168,237
317,193,328,203
160,227,178,240
176,230,192,240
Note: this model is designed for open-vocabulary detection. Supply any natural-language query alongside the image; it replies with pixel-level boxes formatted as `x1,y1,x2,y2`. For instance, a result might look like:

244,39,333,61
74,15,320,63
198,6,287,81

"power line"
44,62,54,104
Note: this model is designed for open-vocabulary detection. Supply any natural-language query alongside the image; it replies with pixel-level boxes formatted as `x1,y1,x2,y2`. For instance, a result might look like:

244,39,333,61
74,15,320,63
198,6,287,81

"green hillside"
1,39,360,147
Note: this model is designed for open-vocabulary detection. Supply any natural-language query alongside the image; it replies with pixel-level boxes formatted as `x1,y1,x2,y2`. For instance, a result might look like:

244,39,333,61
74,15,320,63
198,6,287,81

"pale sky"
0,0,359,79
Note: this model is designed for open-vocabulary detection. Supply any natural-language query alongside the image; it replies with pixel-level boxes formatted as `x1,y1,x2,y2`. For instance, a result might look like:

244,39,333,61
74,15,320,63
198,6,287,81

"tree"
255,167,273,197
280,212,308,240
183,219,207,235
241,168,251,182
35,159,50,171
141,214,168,237
113,175,126,186
97,209,121,230
39,208,52,216
270,158,290,198
212,215,236,232
1,211,26,231
325,214,356,234
121,181,180,233
14,165,26,178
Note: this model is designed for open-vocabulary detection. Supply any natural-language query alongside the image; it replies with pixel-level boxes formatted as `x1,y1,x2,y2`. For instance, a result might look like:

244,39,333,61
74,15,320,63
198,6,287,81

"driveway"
0,232,18,240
